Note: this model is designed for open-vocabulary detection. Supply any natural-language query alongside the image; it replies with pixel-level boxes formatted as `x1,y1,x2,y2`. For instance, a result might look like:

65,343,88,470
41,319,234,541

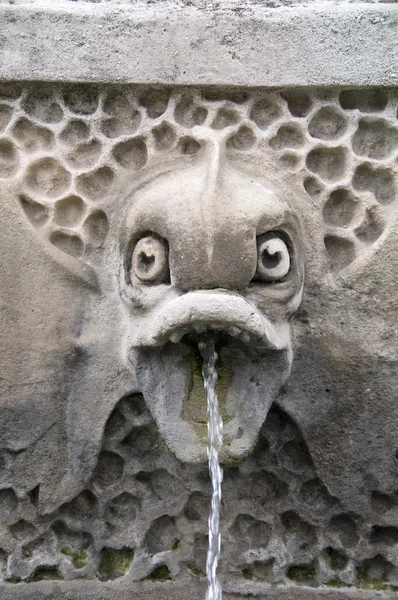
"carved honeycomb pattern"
1,83,398,590
1,83,397,273
0,397,398,591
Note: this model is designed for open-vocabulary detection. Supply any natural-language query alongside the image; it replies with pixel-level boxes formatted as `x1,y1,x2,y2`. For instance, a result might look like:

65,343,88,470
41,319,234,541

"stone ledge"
0,581,397,600
0,2,397,86
0,581,395,600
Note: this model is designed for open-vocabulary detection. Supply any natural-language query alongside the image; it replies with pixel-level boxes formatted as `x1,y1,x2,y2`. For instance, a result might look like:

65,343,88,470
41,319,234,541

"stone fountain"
1,1,398,599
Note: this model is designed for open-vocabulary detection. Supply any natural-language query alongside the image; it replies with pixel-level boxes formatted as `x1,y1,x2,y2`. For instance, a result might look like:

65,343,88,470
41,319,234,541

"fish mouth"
130,290,290,352
129,291,292,464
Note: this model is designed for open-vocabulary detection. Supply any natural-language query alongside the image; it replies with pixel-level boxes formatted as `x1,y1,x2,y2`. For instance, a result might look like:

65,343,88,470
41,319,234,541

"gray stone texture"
0,1,398,86
0,580,396,599
1,80,398,596
1,1,398,599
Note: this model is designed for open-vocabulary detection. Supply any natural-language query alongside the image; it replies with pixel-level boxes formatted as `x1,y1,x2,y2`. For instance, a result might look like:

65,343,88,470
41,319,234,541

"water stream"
199,334,223,600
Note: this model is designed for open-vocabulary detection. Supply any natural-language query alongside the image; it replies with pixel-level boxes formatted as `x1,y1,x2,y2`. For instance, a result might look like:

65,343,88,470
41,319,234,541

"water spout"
200,334,223,600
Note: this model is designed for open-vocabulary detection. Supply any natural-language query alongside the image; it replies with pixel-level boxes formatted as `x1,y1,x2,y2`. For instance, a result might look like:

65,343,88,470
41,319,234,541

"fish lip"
130,291,290,352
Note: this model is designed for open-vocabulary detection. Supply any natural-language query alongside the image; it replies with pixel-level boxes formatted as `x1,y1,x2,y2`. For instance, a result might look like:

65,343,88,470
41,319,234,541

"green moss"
24,568,63,583
61,547,88,569
358,579,391,591
213,347,232,402
73,550,87,569
325,579,345,588
181,336,207,425
98,547,134,581
326,547,347,570
356,568,398,592
182,333,232,427
144,565,172,581
6,577,22,584
287,565,316,584
187,562,205,577
183,333,202,372
171,538,180,551
241,560,274,582
242,567,254,580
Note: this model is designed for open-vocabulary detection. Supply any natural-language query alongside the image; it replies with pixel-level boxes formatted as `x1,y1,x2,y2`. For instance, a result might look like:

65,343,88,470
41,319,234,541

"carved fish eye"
255,231,291,283
131,233,169,284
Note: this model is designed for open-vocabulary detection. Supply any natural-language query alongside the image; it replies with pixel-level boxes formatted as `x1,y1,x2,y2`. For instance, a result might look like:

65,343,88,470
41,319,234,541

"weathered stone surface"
0,2,398,86
0,81,398,596
1,1,398,599
0,580,396,600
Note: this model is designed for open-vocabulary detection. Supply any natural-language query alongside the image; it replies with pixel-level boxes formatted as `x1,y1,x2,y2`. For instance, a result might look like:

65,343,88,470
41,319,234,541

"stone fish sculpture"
14,134,306,511
121,142,304,464
5,85,398,534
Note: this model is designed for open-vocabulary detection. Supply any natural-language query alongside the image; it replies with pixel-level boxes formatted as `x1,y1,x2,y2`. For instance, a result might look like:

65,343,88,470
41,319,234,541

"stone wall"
1,2,398,599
